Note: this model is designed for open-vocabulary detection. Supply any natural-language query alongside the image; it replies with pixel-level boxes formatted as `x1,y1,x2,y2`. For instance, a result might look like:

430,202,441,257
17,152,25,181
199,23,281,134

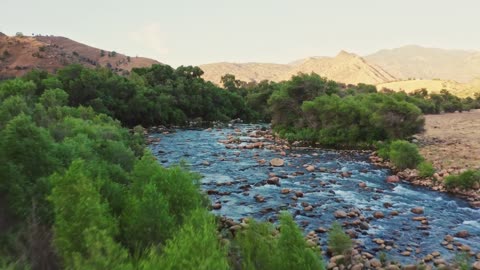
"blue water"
149,125,480,263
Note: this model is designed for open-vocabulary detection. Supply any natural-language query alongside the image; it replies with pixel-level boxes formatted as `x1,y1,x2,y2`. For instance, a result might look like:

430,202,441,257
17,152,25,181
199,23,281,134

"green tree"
141,209,229,270
49,159,131,269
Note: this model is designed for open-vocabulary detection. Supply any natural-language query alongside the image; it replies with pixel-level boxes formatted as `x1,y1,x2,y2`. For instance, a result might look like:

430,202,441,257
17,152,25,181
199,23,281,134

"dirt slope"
366,45,480,83
0,33,159,79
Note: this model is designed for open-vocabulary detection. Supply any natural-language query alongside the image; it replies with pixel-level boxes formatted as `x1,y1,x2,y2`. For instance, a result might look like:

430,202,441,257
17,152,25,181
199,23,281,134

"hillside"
0,33,159,79
366,45,480,83
200,51,397,86
378,79,480,98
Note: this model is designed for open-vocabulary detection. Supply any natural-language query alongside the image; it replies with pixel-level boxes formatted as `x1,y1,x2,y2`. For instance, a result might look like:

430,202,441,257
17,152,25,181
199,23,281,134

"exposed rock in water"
270,158,285,167
386,175,400,183
334,210,347,218
411,207,424,214
455,230,470,238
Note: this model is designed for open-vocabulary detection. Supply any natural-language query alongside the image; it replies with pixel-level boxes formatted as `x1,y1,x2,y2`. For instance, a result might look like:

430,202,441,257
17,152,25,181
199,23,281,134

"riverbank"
368,110,480,208
148,124,480,269
212,124,480,207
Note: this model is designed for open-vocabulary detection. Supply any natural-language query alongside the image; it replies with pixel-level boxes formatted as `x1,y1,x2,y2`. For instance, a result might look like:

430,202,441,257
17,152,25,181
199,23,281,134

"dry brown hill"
199,51,396,86
365,45,480,83
200,62,290,85
0,33,159,79
378,79,480,98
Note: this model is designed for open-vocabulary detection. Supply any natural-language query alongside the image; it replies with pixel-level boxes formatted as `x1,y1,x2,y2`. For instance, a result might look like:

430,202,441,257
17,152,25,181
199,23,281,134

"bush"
234,218,279,270
417,161,435,177
233,212,324,270
141,208,229,270
445,170,480,190
388,140,423,170
327,222,352,256
277,213,324,270
376,142,390,160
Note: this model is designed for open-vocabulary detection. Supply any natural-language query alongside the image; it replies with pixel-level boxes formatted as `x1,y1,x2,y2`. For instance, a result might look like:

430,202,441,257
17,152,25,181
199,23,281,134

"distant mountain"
365,45,480,83
0,33,159,79
200,51,396,86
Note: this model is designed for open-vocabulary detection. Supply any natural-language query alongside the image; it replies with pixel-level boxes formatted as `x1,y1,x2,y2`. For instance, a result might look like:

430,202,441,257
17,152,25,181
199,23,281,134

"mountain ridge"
200,51,396,86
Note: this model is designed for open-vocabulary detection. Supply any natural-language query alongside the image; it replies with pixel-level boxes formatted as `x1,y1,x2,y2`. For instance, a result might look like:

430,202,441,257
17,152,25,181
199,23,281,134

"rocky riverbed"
148,124,480,267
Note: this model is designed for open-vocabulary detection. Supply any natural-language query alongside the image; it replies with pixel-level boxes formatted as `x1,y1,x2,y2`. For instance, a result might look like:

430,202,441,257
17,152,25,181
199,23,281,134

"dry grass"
378,79,480,98
417,109,480,170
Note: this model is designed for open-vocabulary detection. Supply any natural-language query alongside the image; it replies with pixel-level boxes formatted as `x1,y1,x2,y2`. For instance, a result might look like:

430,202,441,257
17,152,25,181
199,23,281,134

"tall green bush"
141,209,229,270
234,212,324,270
388,140,423,170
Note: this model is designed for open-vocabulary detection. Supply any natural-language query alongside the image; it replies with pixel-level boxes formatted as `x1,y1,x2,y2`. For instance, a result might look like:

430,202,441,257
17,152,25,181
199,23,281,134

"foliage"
141,208,229,270
263,73,426,147
276,213,324,270
445,170,480,190
327,222,352,256
120,153,205,252
233,219,278,270
233,212,324,270
417,161,435,177
387,140,423,170
49,160,131,269
0,75,213,268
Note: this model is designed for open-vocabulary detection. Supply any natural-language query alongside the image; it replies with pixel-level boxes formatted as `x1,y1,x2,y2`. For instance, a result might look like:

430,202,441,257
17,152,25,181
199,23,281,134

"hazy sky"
2,0,479,67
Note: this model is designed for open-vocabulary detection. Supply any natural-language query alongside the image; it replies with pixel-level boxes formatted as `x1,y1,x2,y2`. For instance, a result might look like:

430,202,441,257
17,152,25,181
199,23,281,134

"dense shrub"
141,209,229,270
382,140,423,170
445,170,480,189
234,218,278,270
417,161,435,177
233,212,324,270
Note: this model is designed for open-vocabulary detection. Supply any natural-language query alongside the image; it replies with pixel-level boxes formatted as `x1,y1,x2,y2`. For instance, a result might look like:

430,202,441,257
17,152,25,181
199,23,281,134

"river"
149,124,480,263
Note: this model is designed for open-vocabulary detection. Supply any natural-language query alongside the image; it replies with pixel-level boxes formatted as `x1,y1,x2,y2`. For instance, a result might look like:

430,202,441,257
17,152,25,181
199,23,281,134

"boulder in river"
295,191,304,197
334,210,347,218
373,211,385,219
455,230,470,238
411,207,424,214
270,158,285,167
267,177,280,185
386,175,400,183
306,165,315,172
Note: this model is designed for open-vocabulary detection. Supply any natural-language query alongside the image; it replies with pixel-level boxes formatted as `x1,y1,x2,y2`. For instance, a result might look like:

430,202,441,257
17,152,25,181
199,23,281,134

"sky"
2,0,480,67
